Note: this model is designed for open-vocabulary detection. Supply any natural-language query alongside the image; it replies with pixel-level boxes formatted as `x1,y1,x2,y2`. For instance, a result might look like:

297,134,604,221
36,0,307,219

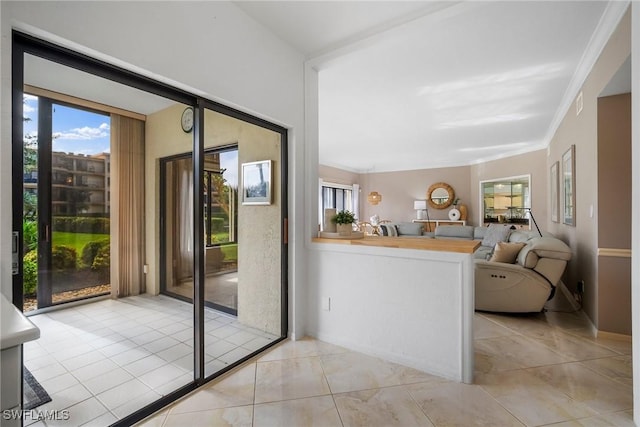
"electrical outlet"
577,280,585,294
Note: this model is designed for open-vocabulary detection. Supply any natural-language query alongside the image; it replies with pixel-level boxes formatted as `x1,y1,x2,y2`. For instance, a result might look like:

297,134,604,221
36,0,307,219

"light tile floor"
139,293,634,427
23,294,278,426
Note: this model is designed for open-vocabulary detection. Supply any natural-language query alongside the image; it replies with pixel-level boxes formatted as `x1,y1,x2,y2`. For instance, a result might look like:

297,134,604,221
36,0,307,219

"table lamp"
414,200,427,220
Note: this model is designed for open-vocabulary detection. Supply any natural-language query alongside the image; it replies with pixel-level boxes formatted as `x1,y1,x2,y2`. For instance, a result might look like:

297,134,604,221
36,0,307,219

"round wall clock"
181,107,194,133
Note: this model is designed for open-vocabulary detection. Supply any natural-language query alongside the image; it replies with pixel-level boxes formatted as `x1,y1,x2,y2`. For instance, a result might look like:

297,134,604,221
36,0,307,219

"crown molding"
543,1,630,147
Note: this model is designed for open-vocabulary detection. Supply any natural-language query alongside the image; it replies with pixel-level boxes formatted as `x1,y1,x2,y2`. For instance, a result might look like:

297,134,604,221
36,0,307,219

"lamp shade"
414,200,427,210
367,191,382,205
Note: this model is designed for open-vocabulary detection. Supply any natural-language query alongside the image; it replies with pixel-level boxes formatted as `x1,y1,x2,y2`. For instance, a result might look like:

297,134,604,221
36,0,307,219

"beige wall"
359,166,471,224
547,9,630,330
205,111,282,336
145,103,192,295
470,150,547,229
319,164,360,187
597,93,631,334
598,94,632,249
326,152,546,228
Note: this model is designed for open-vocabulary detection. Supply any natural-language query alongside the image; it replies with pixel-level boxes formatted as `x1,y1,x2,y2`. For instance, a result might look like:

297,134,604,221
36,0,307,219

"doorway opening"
161,147,239,316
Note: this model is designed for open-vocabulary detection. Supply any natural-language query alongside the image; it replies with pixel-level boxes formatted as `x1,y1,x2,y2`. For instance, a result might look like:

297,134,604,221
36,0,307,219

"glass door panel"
22,95,112,310
202,108,282,377
204,150,239,314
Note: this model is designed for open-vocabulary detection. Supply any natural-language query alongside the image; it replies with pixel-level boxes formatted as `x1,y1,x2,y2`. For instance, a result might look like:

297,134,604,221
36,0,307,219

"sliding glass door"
22,95,111,310
13,31,287,426
161,106,286,379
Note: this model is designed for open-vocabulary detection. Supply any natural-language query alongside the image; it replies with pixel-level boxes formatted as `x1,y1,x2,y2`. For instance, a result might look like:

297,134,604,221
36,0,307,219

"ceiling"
23,2,625,174
237,1,620,173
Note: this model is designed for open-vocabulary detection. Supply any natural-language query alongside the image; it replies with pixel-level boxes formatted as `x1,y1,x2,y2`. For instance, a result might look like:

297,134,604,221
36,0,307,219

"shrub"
23,220,38,255
92,243,110,271
23,250,37,296
52,216,110,234
51,245,77,270
210,217,226,233
81,239,109,268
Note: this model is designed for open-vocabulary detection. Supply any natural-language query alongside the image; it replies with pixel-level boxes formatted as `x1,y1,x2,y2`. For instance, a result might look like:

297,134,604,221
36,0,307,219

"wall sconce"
367,191,382,205
414,200,427,220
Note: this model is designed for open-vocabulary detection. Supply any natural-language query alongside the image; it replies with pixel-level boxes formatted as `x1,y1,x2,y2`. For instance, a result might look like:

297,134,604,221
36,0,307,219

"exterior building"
24,151,110,215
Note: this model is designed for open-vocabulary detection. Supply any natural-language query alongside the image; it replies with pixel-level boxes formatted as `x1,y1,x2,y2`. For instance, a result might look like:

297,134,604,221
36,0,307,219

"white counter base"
308,242,474,383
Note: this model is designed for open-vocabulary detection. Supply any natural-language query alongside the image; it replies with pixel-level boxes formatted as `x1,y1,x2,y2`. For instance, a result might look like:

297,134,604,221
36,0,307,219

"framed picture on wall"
242,160,272,205
550,161,559,223
562,145,576,226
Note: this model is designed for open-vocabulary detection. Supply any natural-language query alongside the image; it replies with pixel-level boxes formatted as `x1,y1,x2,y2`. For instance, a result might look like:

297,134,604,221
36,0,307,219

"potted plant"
331,210,356,236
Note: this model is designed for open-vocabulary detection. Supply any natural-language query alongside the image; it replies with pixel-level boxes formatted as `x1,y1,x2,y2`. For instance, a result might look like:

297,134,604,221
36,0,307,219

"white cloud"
24,104,36,114
53,123,110,141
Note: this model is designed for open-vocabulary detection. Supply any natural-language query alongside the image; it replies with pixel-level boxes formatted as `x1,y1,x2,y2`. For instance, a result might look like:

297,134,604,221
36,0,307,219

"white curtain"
176,160,194,281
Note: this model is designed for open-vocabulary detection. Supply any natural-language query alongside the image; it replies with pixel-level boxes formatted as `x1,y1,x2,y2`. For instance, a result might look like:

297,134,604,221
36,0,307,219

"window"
319,181,360,229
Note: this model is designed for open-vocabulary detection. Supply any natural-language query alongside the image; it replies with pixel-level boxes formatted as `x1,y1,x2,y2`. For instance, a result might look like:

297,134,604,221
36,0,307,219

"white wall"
0,1,306,337
308,243,474,383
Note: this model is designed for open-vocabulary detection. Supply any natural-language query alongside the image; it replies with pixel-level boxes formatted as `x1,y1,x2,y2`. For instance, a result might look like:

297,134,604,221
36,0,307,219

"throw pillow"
380,224,398,236
481,224,511,247
490,242,526,263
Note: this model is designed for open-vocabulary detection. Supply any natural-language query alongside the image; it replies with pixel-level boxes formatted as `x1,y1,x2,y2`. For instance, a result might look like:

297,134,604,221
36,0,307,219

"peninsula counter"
308,236,479,383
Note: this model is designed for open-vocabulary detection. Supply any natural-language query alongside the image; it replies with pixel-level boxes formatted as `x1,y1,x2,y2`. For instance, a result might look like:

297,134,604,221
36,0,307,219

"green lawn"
53,231,109,254
54,231,236,262
220,243,238,261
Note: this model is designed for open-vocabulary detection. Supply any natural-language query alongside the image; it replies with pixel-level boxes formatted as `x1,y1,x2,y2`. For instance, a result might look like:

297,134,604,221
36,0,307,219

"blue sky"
23,95,240,186
23,95,110,155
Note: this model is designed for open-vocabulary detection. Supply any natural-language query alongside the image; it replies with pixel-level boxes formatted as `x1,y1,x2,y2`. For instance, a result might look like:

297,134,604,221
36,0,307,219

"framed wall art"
550,161,559,223
562,145,576,226
241,160,272,205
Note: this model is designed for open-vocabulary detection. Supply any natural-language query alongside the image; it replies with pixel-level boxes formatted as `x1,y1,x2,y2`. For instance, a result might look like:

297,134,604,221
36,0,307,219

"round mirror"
427,182,455,209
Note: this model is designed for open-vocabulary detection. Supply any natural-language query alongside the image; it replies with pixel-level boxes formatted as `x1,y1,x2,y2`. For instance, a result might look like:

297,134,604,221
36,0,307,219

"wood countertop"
312,236,480,254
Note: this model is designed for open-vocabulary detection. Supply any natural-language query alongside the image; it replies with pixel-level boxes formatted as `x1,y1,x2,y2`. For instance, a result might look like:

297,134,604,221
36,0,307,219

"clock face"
181,107,194,133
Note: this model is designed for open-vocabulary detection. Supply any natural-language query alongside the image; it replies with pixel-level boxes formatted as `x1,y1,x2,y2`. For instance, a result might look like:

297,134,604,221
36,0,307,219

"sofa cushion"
481,224,512,247
489,242,526,263
473,227,487,240
380,224,398,236
395,222,423,236
435,225,474,240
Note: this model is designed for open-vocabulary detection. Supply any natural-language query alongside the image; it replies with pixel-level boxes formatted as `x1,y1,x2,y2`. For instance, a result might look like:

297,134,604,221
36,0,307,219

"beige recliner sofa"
475,236,572,313
433,225,572,313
